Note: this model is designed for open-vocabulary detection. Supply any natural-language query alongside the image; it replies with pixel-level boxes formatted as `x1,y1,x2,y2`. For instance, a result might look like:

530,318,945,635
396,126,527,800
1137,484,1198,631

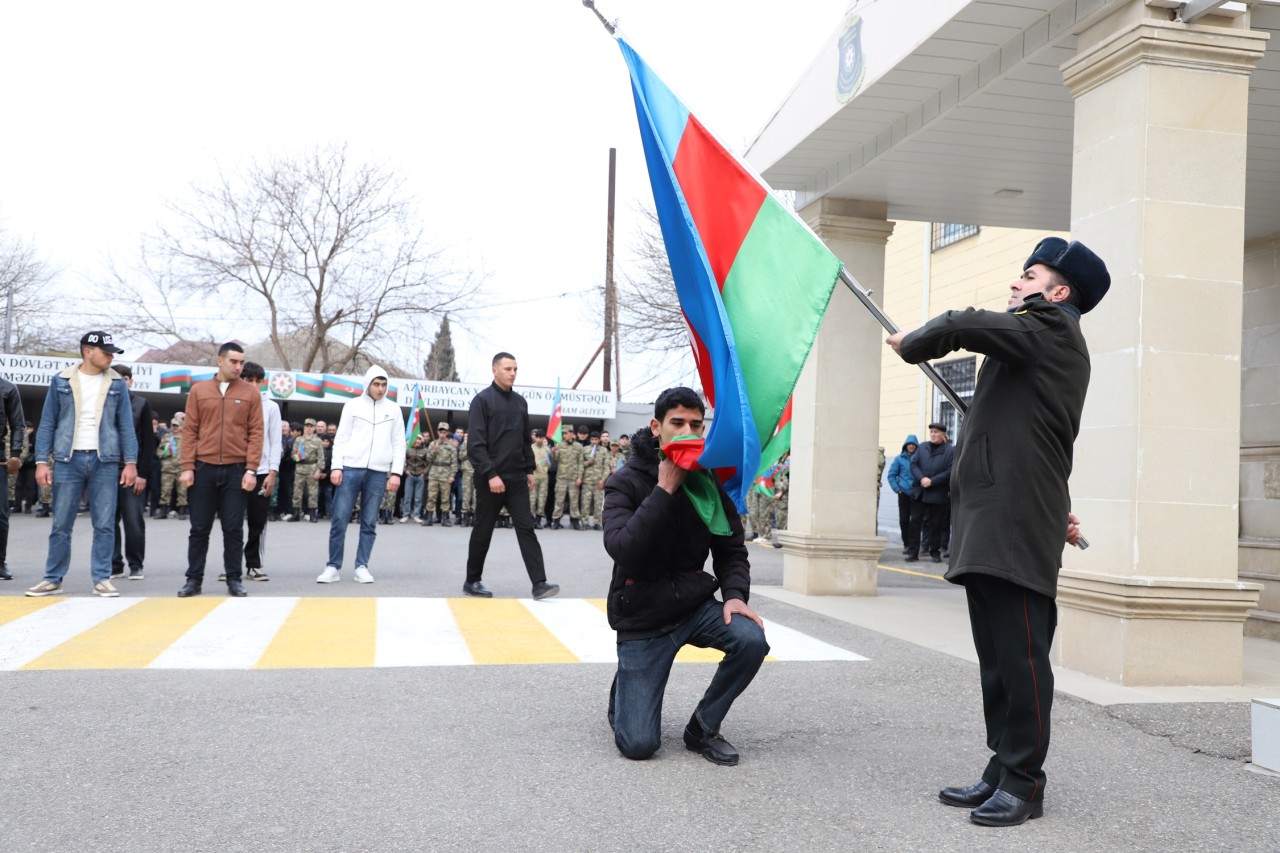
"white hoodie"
330,365,406,475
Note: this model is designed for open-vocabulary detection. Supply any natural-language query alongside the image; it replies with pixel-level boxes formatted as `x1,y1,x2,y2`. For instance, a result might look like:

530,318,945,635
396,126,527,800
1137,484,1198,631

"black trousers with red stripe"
963,573,1057,803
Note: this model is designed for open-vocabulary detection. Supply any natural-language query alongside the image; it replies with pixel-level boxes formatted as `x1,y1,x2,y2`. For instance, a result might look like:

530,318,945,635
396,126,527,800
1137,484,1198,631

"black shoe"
942,550,950,559
310,515,318,523
532,581,560,600
177,580,202,598
227,579,248,597
0,565,11,581
592,523,602,531
904,554,918,562
570,519,581,531
551,520,563,530
110,568,125,579
462,580,493,598
683,715,739,766
939,780,995,808
35,504,49,518
425,516,434,527
442,517,453,527
534,517,543,529
177,510,188,520
931,554,942,563
969,789,1043,827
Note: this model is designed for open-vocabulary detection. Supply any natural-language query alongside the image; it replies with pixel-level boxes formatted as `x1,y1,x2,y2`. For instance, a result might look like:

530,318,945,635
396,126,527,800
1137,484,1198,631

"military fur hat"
1024,237,1110,314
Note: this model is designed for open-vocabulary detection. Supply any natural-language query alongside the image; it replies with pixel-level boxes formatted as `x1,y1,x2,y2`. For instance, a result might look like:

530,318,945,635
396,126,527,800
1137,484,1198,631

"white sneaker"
398,516,408,524
354,566,374,584
752,536,769,544
316,566,341,583
281,513,294,522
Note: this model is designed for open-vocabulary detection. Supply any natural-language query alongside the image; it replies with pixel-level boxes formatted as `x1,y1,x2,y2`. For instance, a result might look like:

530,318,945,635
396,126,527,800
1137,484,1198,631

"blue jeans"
610,598,769,760
403,474,425,519
327,468,386,569
43,450,120,584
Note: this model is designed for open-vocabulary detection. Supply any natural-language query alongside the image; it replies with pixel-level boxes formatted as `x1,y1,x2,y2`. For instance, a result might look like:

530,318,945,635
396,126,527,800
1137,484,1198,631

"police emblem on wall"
268,371,295,398
835,13,866,104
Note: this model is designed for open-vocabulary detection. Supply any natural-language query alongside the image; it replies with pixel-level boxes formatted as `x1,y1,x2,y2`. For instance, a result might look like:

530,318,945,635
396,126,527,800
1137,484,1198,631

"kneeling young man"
603,387,769,765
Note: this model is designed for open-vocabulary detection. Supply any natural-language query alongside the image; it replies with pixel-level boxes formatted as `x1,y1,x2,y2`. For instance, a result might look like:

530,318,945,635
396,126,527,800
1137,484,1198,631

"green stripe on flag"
720,196,841,448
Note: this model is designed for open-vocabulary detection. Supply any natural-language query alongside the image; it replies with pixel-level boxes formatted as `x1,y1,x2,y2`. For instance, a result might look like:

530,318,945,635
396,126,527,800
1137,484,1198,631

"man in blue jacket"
27,331,138,597
886,434,919,555
909,423,954,563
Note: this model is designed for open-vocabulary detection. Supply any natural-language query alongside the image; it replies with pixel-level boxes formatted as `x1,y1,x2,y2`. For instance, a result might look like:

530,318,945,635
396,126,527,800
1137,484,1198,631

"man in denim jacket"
27,331,138,597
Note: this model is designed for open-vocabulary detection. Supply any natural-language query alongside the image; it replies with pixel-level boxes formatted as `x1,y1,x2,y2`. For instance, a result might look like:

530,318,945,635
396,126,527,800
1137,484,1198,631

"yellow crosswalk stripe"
449,598,578,665
256,598,376,669
0,597,864,670
0,597,60,627
21,598,223,670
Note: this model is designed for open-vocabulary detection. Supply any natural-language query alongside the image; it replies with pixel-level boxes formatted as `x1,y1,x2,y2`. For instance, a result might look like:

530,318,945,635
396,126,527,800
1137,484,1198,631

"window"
932,223,979,252
931,357,976,442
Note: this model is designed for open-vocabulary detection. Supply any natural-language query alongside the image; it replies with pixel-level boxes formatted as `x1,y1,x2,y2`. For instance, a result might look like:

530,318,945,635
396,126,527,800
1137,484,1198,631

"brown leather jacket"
179,377,264,471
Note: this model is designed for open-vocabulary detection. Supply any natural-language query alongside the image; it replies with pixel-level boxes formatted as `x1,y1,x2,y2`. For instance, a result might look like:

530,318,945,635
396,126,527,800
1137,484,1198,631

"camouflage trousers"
530,475,548,516
553,477,580,520
579,482,601,524
747,490,772,539
294,464,321,510
460,471,475,514
775,500,787,532
160,465,188,509
425,476,451,517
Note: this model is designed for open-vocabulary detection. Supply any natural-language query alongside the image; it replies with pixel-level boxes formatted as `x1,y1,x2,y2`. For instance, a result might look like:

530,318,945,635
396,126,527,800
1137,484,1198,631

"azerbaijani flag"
160,370,191,392
547,379,563,444
295,374,324,398
754,396,793,483
619,39,840,509
405,387,430,447
323,374,364,399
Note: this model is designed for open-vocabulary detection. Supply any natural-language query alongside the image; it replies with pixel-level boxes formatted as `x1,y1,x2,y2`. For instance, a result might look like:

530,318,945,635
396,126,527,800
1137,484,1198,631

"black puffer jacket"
602,428,751,640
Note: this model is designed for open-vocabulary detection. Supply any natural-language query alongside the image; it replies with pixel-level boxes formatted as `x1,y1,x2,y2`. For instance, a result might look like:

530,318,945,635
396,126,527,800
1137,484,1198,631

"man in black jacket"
887,237,1108,827
462,352,559,600
111,366,155,580
602,387,769,766
909,422,954,563
0,377,25,581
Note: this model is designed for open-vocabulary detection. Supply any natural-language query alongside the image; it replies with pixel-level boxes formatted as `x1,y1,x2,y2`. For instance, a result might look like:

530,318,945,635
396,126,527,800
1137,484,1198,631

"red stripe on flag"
672,115,768,289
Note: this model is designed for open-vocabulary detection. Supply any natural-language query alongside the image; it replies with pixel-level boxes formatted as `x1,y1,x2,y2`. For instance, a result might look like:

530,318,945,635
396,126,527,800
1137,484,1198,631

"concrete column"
1058,4,1266,684
780,198,892,595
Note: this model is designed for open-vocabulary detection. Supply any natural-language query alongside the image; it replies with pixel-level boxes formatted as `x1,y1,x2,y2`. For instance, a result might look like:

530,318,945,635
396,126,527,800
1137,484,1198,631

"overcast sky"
0,1,850,399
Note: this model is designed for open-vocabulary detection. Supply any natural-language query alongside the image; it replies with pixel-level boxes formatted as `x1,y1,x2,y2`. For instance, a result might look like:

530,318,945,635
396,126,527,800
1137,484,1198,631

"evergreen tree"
424,315,460,382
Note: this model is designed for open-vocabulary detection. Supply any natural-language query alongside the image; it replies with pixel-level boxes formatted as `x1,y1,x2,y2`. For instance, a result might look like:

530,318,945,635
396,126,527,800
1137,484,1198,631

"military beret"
1024,237,1110,314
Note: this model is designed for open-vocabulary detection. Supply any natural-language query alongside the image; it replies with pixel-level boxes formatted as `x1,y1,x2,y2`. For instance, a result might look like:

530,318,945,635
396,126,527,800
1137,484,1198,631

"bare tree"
151,144,480,372
0,226,69,353
616,203,688,352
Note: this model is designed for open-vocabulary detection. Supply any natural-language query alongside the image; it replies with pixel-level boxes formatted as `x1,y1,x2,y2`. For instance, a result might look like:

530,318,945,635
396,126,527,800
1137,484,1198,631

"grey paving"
1,511,1277,851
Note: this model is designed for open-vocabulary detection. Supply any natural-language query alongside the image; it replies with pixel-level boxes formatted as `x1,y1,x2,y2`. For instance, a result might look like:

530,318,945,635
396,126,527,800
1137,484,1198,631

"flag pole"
839,267,969,415
582,0,616,35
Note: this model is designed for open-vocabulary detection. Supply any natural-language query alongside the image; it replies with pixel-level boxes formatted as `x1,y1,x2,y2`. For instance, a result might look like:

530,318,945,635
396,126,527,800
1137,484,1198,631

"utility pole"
602,147,617,393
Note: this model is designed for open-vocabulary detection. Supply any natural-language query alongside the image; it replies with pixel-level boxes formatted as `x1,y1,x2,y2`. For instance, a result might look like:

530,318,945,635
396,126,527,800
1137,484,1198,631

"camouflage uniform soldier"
458,429,475,526
158,414,188,518
403,435,431,522
291,418,326,522
379,482,397,525
551,425,583,529
423,422,457,526
876,445,886,512
747,485,772,544
774,457,790,534
530,430,551,528
579,431,606,530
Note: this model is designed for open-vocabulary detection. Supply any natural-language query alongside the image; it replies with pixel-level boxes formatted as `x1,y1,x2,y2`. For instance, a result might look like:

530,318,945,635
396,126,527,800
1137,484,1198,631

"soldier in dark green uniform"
888,236,1108,828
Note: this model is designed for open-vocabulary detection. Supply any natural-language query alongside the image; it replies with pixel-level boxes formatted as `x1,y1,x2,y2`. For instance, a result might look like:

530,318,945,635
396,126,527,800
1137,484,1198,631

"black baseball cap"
81,331,124,354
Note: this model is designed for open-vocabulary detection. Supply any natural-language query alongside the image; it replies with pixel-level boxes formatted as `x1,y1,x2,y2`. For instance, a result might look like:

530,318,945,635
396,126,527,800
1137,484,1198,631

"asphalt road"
1,512,1275,852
